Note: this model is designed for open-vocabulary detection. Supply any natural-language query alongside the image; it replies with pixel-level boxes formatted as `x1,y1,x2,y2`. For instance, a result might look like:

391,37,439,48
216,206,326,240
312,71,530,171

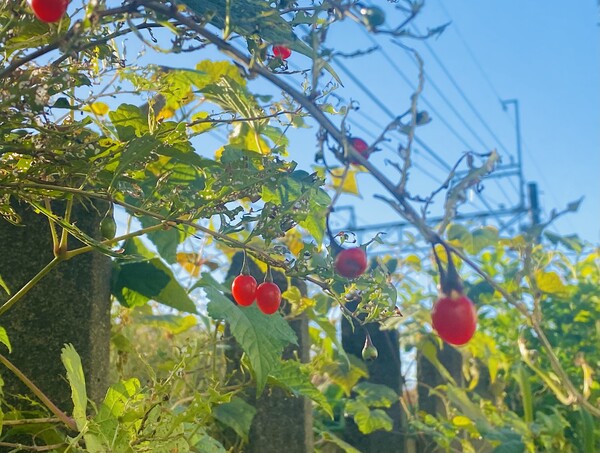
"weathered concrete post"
341,303,405,453
225,252,314,452
0,202,112,411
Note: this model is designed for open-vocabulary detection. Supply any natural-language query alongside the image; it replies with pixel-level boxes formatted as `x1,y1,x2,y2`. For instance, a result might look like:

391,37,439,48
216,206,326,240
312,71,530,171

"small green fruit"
100,215,117,240
361,335,378,361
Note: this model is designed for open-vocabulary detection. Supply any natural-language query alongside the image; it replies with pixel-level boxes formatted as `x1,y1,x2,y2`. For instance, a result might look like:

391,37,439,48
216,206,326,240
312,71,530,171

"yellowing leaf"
83,101,109,115
157,106,175,121
176,252,218,277
283,228,305,256
189,111,214,133
452,415,473,427
535,270,568,296
329,167,361,196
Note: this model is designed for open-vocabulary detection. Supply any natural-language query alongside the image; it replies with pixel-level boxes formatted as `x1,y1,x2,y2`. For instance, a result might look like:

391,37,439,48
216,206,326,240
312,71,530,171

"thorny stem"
0,353,77,431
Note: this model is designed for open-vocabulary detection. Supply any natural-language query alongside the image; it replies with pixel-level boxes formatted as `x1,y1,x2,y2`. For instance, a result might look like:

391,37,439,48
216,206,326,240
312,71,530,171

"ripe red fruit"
256,282,281,315
431,294,477,345
29,0,68,23
231,275,257,307
273,45,292,60
349,137,370,164
334,247,368,279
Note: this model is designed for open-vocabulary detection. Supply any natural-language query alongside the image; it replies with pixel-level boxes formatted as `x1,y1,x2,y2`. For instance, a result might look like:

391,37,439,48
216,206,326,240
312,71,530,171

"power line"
362,33,476,152
361,30,492,153
333,57,452,172
412,23,513,160
356,30,517,206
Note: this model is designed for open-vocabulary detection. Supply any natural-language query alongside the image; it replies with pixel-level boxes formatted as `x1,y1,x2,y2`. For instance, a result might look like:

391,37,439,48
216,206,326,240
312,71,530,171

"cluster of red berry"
231,274,281,315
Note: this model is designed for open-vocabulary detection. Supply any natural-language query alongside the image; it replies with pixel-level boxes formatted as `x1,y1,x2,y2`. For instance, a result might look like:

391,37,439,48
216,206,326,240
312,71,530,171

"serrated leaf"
0,327,11,353
269,360,333,418
213,397,256,441
61,344,104,453
205,287,297,392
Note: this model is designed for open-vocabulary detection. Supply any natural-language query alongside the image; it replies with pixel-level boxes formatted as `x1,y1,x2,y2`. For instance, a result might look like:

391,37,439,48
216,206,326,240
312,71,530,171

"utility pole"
501,99,525,209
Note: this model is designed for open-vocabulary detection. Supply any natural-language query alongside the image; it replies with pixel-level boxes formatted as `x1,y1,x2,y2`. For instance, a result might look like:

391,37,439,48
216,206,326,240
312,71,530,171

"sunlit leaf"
206,287,297,393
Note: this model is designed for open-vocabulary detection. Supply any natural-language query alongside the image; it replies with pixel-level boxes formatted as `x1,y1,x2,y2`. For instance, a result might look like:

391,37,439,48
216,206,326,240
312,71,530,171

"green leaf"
269,360,333,418
353,382,398,408
579,407,595,453
190,429,228,453
321,354,368,396
205,287,297,393
0,275,9,296
94,379,141,452
0,327,11,353
448,224,498,254
109,104,149,141
112,238,197,313
213,397,256,441
345,400,393,434
60,344,87,430
139,216,187,264
61,345,106,451
181,0,342,84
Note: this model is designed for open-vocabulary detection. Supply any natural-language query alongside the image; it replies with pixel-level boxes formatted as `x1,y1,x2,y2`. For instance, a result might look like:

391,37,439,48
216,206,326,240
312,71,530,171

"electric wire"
430,2,564,230
411,23,513,160
361,30,491,153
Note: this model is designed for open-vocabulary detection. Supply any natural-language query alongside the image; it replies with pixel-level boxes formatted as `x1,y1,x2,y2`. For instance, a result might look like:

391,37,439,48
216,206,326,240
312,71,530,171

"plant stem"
1,417,61,425
0,256,62,317
0,442,66,452
0,353,77,431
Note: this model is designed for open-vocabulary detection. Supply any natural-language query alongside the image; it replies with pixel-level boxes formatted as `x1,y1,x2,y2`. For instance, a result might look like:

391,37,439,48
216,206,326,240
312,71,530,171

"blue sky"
109,0,599,244
305,1,600,243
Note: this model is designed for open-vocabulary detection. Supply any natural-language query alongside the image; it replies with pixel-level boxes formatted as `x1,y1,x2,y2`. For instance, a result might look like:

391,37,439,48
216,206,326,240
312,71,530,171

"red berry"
232,275,257,306
29,0,68,23
349,137,370,164
273,45,292,60
431,294,477,346
256,282,281,315
334,248,368,279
